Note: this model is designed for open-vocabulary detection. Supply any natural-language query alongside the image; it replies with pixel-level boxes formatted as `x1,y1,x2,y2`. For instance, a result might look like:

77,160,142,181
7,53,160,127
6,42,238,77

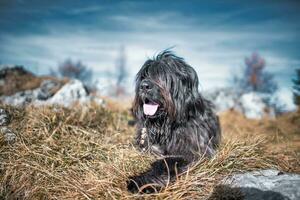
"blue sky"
0,0,299,107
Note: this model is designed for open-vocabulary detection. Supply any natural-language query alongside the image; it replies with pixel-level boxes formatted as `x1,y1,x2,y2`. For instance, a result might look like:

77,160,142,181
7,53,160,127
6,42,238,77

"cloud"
0,3,299,103
67,5,104,15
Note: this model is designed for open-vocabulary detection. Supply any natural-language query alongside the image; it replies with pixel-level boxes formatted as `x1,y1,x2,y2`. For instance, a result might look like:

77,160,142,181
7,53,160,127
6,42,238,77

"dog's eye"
140,72,149,80
140,76,146,82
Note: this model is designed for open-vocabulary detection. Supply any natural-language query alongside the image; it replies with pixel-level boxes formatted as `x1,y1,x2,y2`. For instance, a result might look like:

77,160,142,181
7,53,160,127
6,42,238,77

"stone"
37,79,62,100
0,108,10,126
240,92,275,119
0,127,16,143
0,65,41,96
204,88,276,119
220,169,300,200
45,79,90,106
0,90,38,106
0,78,104,107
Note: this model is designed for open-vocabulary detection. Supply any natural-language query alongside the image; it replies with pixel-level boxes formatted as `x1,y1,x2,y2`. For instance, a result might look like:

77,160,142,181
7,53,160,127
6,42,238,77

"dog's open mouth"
143,98,159,116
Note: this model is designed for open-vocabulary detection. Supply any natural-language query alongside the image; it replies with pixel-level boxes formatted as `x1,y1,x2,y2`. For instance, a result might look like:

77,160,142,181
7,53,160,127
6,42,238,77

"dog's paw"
126,177,140,193
127,176,159,194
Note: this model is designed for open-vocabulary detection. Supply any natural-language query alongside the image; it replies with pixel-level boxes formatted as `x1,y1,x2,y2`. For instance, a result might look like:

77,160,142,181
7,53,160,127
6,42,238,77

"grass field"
0,101,299,199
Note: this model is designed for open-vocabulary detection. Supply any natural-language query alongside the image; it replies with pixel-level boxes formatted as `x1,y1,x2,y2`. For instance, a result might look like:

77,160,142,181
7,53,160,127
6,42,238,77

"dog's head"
133,51,204,122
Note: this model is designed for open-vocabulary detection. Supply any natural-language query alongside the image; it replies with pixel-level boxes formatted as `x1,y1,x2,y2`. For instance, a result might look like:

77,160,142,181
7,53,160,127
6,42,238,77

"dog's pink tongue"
143,103,159,116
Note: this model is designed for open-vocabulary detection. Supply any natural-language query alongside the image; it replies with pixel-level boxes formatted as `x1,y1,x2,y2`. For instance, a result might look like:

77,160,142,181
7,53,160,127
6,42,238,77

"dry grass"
0,103,299,200
220,110,300,173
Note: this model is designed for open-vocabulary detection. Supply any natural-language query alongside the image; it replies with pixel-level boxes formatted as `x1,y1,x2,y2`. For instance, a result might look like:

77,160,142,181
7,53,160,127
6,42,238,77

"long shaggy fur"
127,51,221,193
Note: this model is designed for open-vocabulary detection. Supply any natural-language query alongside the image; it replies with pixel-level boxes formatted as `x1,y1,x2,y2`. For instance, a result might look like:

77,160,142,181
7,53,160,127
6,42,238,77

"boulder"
45,79,89,106
240,92,275,119
0,77,104,107
0,108,10,126
0,66,42,96
220,169,300,200
204,88,275,119
204,88,240,113
37,79,62,100
44,79,104,107
0,90,38,106
0,127,16,143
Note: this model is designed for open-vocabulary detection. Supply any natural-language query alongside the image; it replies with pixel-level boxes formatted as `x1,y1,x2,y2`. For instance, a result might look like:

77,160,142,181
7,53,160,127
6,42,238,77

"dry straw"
0,103,299,199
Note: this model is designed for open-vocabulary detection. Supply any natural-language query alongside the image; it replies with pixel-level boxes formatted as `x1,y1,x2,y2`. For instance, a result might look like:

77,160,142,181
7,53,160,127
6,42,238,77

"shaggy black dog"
127,51,221,193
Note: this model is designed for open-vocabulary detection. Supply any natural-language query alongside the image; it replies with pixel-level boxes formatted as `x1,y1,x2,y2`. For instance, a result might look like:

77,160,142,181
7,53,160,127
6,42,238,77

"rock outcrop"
44,79,103,106
0,66,42,96
0,108,15,144
0,79,104,107
204,88,276,119
214,169,300,200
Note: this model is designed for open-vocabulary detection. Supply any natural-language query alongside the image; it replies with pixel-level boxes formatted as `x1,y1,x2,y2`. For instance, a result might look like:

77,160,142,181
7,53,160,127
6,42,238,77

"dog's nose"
140,80,152,91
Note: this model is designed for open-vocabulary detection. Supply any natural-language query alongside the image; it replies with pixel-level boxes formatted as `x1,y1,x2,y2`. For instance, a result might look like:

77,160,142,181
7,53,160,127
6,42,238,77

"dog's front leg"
127,157,188,193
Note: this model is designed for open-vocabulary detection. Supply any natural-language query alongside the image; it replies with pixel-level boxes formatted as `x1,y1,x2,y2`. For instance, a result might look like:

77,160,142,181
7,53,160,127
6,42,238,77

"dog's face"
133,51,204,122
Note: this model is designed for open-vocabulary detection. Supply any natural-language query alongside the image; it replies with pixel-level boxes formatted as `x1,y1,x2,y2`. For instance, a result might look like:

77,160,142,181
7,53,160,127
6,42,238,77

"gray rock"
0,79,104,107
0,80,61,106
204,88,276,119
239,92,275,119
37,79,61,100
204,88,240,113
209,184,289,200
44,79,104,107
0,108,10,126
0,127,16,143
44,79,89,106
0,89,38,106
222,169,300,200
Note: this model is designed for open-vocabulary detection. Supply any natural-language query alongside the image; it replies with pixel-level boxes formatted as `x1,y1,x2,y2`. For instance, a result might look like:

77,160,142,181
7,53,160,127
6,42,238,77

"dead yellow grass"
220,110,300,173
0,104,299,199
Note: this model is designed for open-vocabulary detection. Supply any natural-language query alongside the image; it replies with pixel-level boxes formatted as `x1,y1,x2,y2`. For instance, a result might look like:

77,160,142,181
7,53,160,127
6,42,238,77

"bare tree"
57,59,92,84
293,68,300,107
114,45,128,96
234,52,277,94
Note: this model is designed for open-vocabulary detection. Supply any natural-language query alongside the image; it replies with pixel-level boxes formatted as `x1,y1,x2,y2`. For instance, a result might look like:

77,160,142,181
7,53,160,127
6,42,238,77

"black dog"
127,51,221,193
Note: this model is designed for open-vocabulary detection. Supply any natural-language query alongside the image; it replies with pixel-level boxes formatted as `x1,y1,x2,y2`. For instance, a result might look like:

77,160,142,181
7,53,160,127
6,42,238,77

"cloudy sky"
0,0,299,107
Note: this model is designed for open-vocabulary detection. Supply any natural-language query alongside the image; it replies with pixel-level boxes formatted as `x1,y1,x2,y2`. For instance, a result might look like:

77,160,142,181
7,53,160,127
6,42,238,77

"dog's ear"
186,94,205,116
174,92,205,122
187,68,205,115
173,67,205,121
